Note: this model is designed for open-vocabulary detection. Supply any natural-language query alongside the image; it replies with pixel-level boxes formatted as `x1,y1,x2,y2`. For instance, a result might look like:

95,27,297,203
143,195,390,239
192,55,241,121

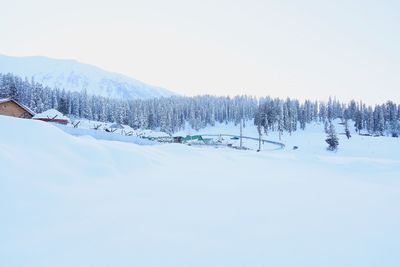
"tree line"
1,73,399,136
255,96,400,138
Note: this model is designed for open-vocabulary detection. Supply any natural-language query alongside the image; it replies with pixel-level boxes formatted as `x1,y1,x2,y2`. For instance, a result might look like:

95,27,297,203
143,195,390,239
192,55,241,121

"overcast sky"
1,0,399,103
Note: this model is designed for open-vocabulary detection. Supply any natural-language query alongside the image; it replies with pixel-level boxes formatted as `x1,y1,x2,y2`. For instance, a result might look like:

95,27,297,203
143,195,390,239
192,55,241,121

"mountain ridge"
0,54,175,99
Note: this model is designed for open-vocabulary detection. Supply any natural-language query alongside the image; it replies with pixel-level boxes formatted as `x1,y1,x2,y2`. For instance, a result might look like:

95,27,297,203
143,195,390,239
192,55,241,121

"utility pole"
240,118,243,148
257,113,262,152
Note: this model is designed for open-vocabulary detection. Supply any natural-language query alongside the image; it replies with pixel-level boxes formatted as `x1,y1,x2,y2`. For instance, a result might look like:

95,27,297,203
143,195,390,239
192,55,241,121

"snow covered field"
1,115,400,267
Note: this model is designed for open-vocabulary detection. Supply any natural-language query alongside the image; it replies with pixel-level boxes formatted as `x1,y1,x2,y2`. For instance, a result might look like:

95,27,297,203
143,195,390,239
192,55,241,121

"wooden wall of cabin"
0,101,32,119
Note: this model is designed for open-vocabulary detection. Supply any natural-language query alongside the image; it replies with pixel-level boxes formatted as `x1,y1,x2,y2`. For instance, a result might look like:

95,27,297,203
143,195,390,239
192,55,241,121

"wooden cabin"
0,98,35,119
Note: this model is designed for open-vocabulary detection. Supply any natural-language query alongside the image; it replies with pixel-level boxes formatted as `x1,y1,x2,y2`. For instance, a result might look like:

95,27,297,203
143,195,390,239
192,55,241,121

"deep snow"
1,115,399,267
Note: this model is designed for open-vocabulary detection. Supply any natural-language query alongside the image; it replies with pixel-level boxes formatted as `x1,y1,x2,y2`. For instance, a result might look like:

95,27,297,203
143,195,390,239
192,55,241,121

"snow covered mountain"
0,54,175,99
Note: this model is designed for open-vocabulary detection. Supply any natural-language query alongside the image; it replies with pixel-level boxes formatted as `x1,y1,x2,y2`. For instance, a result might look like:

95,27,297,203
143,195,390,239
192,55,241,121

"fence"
55,124,156,145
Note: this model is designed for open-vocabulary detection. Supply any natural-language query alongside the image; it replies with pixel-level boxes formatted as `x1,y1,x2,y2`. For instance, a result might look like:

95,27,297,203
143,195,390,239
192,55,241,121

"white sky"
1,0,400,103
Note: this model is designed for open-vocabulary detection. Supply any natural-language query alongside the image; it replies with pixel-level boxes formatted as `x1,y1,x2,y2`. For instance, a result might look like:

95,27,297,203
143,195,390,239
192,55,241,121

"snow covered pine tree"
326,122,339,151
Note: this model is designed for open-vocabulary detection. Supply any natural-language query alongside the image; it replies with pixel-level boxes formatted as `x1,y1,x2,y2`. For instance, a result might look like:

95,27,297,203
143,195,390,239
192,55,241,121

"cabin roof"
33,109,69,121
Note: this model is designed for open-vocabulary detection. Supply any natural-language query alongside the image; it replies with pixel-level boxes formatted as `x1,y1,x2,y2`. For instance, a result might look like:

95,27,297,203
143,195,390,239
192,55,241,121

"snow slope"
0,54,175,99
1,115,400,267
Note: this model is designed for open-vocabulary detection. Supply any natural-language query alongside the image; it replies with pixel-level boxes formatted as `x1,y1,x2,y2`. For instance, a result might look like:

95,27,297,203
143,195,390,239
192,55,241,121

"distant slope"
0,54,175,99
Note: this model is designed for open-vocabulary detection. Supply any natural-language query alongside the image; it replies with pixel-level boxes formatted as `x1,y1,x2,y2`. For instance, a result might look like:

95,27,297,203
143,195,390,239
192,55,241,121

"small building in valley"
0,98,35,119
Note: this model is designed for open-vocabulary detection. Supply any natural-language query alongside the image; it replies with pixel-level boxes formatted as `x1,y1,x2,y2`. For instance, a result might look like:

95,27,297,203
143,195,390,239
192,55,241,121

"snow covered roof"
33,109,70,121
109,123,124,129
136,129,171,138
0,98,36,116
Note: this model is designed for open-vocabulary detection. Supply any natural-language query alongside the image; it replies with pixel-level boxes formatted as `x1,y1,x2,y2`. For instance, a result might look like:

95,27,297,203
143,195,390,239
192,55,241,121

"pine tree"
326,122,339,151
58,97,68,115
324,120,329,134
390,120,400,137
344,119,351,139
277,102,284,140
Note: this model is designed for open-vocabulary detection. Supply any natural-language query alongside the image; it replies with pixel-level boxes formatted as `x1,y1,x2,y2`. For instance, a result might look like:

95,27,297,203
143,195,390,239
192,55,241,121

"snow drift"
1,115,400,267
